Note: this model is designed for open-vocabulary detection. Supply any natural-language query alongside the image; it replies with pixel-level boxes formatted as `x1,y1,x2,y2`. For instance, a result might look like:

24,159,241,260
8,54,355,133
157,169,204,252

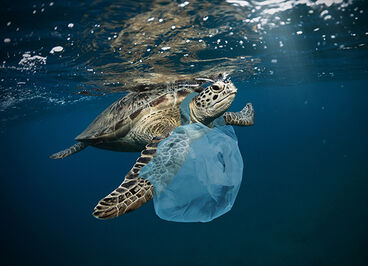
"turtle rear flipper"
93,137,164,219
50,142,88,159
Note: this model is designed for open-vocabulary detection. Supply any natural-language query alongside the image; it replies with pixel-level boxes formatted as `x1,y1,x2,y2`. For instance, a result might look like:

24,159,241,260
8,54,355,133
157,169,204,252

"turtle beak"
226,83,237,95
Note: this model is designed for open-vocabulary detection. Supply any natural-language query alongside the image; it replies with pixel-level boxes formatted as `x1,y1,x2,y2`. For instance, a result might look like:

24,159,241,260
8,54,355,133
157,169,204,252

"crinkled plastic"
139,93,244,222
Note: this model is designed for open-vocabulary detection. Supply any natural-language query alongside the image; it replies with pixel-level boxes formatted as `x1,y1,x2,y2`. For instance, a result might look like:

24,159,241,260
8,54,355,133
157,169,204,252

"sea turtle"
51,76,254,219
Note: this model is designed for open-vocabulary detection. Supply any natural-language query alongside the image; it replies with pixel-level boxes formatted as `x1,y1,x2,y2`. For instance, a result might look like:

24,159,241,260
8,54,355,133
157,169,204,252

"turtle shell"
75,83,201,142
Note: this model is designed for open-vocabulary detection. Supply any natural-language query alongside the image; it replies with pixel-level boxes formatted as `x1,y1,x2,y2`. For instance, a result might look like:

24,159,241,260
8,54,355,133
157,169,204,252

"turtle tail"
50,142,88,159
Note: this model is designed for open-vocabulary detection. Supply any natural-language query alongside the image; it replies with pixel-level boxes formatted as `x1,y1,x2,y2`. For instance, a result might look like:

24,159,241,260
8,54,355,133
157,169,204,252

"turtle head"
189,80,237,126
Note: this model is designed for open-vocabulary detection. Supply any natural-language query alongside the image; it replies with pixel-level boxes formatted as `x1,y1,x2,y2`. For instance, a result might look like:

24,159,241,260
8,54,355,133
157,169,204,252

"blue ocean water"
1,0,368,265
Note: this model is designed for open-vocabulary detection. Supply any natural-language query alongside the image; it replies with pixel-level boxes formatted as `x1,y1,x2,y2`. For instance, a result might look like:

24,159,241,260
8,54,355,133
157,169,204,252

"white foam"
226,0,352,31
320,10,329,17
50,46,64,54
18,53,47,70
227,0,348,14
178,1,189,8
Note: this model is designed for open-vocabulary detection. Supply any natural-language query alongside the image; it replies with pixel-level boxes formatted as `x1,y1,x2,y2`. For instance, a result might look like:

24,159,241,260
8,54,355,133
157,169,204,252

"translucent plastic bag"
140,93,244,222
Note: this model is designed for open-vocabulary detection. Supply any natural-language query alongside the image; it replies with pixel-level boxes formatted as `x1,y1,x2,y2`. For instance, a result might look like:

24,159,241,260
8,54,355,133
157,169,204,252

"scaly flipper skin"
223,103,254,127
50,142,88,159
93,137,165,219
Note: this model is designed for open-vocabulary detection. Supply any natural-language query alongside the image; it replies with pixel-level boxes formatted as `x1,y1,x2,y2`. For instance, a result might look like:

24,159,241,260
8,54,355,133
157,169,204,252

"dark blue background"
1,78,368,265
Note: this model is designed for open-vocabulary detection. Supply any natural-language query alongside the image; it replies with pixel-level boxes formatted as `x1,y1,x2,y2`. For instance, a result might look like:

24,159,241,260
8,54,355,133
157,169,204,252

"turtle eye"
211,84,222,91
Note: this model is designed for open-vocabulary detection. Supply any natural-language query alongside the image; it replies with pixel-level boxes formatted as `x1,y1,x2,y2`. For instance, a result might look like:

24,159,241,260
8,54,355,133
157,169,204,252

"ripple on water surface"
0,0,367,125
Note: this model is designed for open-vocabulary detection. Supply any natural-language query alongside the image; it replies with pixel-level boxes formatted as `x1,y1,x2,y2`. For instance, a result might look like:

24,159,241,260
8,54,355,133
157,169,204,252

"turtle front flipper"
93,137,165,219
50,142,88,159
223,103,255,127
